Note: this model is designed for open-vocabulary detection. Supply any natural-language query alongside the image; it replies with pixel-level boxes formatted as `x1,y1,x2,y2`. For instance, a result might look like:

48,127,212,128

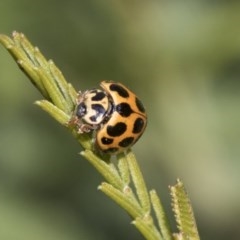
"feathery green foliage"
0,32,200,240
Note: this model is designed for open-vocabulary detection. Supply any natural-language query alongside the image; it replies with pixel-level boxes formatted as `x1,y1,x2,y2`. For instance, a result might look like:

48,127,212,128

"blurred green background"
0,1,240,239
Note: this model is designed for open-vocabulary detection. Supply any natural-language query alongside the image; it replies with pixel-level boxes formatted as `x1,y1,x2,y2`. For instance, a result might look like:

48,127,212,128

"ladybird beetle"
72,81,147,154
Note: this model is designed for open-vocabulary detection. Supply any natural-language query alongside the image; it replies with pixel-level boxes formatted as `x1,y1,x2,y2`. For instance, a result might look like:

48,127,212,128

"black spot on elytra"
107,122,127,137
91,91,106,101
110,84,129,98
119,137,134,148
116,103,133,117
76,102,86,117
135,97,145,113
133,117,145,134
101,137,113,145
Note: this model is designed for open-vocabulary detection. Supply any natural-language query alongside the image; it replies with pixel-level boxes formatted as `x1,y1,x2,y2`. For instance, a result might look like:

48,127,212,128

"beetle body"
72,81,147,154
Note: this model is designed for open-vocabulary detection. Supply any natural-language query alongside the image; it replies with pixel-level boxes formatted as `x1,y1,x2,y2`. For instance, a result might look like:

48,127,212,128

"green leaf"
81,150,123,189
98,182,142,219
133,216,163,240
126,150,151,213
170,179,200,240
150,190,173,240
117,153,131,185
35,100,70,125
